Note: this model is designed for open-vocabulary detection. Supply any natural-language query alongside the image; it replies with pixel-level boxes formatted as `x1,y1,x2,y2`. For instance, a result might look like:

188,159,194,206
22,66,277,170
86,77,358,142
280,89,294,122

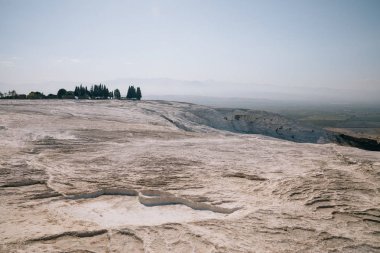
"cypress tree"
126,86,138,99
126,86,131,99
131,86,136,99
136,87,142,100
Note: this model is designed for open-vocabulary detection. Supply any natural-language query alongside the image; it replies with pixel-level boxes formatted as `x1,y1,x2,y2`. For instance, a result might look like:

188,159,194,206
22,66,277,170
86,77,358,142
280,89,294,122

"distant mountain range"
1,77,379,104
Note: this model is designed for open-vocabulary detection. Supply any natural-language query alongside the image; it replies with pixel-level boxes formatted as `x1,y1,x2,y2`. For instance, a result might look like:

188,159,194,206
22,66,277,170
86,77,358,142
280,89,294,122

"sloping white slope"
0,100,379,253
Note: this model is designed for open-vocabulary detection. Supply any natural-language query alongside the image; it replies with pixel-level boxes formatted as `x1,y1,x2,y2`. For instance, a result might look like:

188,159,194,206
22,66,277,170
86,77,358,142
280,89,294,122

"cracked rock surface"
0,100,379,253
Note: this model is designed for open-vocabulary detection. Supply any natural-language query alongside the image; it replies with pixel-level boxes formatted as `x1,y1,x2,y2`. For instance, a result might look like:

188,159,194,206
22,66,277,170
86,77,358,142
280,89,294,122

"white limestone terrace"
0,99,379,253
139,100,332,143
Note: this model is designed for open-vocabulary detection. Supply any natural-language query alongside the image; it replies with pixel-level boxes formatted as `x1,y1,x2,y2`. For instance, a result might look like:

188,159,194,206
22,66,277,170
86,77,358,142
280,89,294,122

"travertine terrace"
0,100,379,252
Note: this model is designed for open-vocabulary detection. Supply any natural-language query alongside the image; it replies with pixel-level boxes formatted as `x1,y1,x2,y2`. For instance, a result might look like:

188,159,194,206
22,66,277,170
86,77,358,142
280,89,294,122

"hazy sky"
0,0,379,101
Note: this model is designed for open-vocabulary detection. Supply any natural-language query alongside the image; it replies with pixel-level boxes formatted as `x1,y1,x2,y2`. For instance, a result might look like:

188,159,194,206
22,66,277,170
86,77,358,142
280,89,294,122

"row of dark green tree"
71,84,112,99
0,84,142,100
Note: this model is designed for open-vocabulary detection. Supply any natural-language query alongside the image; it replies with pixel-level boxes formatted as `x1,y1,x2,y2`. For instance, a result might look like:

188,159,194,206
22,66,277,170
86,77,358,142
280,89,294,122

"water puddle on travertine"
52,195,227,227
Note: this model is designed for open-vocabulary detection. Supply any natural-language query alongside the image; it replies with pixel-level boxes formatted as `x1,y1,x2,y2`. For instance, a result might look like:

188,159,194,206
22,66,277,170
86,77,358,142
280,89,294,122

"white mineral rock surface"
0,100,379,252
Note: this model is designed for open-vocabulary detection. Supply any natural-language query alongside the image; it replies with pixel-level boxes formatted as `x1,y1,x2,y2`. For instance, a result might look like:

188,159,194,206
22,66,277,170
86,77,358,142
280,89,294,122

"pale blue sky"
0,0,379,101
